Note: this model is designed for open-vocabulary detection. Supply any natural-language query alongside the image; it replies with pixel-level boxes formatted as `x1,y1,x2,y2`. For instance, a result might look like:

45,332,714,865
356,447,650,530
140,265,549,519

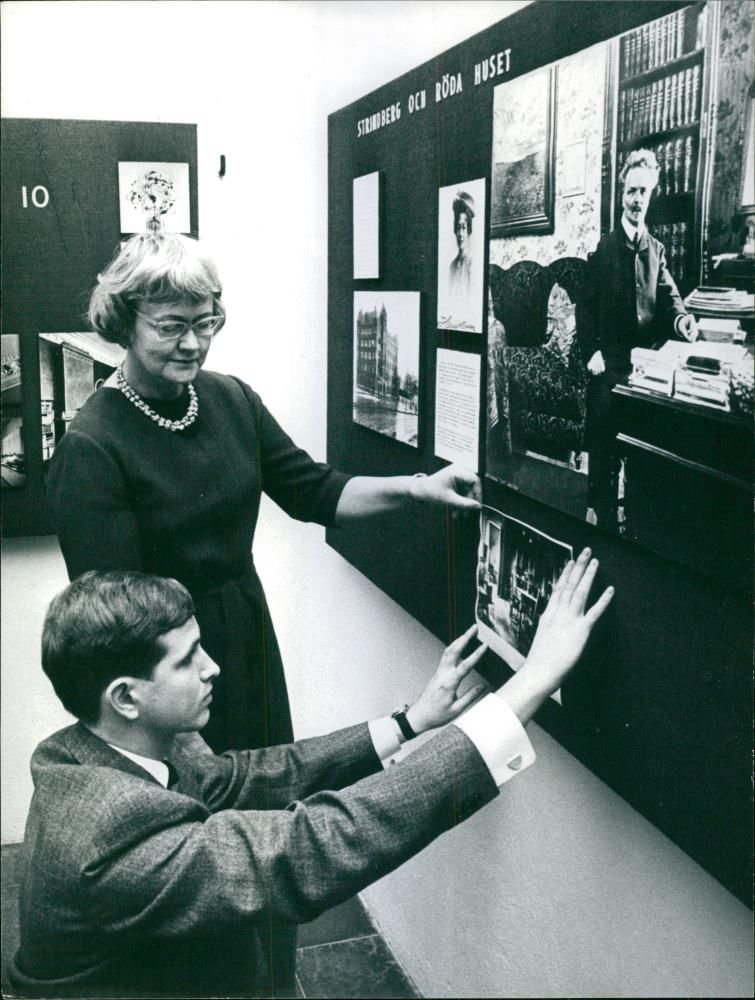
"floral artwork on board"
118,162,191,234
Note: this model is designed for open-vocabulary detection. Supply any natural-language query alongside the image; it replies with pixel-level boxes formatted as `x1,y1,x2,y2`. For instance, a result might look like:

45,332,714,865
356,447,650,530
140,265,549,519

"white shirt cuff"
452,693,536,786
368,716,402,766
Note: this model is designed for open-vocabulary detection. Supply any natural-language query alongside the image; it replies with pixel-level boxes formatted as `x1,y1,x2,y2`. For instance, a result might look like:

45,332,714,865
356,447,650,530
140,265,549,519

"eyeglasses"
134,310,223,342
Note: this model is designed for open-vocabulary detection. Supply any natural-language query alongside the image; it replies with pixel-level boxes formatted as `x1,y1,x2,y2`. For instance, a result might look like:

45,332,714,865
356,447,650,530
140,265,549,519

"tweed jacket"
8,720,497,998
581,226,687,381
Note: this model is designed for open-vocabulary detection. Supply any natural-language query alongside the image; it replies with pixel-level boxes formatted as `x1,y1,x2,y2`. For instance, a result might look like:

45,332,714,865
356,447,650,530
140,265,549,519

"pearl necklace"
116,365,198,432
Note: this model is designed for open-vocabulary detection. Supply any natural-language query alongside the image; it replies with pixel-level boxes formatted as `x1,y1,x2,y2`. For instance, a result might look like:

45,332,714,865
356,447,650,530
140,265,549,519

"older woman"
47,233,481,755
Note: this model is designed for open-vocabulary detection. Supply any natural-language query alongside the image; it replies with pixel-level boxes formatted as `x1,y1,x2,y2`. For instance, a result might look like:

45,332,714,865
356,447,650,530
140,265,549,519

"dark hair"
42,571,195,723
452,190,475,237
88,233,226,347
453,201,474,236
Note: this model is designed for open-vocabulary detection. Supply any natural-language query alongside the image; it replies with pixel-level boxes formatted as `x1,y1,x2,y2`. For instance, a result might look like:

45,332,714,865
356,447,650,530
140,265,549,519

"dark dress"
47,369,351,754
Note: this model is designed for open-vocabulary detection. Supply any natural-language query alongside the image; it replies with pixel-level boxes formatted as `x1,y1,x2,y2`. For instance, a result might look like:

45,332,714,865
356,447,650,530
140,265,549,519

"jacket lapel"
61,722,168,787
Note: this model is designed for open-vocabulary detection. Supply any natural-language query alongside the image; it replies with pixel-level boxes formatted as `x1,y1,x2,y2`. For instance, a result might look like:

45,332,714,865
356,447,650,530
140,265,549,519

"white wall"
0,537,71,841
1,3,752,997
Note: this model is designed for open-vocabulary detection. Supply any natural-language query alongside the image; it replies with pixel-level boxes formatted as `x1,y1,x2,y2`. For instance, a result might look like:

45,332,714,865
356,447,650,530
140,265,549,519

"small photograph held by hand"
475,505,572,698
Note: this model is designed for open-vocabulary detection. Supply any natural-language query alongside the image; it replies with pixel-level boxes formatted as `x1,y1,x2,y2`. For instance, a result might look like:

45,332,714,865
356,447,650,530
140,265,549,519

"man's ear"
104,677,141,722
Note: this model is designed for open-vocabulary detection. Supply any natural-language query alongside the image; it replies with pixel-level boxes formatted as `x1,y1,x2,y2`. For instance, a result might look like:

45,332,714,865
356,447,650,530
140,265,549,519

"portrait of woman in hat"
449,190,476,302
437,181,485,333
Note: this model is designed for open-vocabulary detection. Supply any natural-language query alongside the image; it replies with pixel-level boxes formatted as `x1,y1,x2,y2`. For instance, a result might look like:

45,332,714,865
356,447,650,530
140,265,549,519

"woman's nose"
178,329,200,351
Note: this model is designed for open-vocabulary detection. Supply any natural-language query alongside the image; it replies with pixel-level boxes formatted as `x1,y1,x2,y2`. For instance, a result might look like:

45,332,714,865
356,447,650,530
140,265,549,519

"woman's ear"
104,677,140,721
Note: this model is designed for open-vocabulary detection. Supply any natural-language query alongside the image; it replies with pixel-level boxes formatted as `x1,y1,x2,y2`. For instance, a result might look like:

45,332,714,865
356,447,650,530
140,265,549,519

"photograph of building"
353,291,420,447
355,302,397,398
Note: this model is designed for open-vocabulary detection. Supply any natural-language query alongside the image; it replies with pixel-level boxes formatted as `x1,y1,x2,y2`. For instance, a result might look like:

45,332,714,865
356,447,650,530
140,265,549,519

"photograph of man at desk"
581,147,699,529
485,0,754,582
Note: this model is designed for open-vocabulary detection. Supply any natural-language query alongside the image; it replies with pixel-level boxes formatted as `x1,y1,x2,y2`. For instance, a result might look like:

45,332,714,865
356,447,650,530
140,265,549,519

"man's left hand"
412,464,482,511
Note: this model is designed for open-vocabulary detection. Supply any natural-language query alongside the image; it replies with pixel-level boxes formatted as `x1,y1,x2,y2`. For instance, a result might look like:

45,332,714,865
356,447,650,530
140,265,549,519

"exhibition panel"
326,0,753,904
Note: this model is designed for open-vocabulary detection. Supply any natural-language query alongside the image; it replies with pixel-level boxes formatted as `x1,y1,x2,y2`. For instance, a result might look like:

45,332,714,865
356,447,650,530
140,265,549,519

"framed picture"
353,291,420,448
491,65,557,237
561,138,587,197
353,171,381,279
436,178,486,333
475,505,572,674
118,162,191,234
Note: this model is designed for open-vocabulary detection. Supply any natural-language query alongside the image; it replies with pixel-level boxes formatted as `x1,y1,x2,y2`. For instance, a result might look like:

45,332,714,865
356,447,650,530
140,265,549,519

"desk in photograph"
613,384,752,586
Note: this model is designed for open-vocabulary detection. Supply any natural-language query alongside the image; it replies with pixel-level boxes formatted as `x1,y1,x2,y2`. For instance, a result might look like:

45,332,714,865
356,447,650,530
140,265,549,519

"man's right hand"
405,624,488,735
587,350,606,375
496,549,614,726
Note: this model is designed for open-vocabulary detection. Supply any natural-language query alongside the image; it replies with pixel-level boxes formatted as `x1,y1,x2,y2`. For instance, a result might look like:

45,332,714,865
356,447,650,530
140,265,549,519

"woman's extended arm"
334,464,482,524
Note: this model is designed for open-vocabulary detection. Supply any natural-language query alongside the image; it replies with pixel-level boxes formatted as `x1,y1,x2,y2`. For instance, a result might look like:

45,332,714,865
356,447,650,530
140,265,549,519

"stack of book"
695,317,745,343
674,363,731,409
628,347,675,395
629,340,750,411
684,286,755,316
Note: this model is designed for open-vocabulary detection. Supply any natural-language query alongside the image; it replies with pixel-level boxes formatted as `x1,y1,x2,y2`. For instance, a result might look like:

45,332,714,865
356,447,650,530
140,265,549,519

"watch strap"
391,704,417,741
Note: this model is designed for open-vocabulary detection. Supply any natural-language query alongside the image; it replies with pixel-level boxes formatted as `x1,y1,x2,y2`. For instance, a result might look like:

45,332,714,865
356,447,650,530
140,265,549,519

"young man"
582,148,698,527
9,556,611,999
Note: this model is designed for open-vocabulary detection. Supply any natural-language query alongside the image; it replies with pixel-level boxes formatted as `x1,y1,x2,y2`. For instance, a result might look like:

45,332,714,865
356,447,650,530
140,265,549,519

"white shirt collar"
621,214,644,244
107,743,170,787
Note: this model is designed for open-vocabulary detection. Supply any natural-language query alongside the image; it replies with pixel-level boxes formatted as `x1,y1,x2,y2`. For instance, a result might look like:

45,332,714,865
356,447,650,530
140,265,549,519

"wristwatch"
391,704,418,741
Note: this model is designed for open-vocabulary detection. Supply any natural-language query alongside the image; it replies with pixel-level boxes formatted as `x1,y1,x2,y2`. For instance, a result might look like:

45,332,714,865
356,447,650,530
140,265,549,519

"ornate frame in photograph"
491,65,557,237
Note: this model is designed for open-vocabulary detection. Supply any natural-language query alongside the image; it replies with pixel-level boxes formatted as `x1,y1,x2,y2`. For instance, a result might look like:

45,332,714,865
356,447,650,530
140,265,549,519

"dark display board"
1,119,198,536
327,1,752,904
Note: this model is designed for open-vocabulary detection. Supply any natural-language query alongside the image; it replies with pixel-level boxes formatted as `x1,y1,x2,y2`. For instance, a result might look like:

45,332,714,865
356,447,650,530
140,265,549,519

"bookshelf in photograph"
615,2,711,295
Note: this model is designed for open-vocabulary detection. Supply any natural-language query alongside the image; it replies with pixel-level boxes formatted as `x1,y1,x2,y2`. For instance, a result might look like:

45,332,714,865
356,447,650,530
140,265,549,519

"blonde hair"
88,233,226,346
620,148,660,188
